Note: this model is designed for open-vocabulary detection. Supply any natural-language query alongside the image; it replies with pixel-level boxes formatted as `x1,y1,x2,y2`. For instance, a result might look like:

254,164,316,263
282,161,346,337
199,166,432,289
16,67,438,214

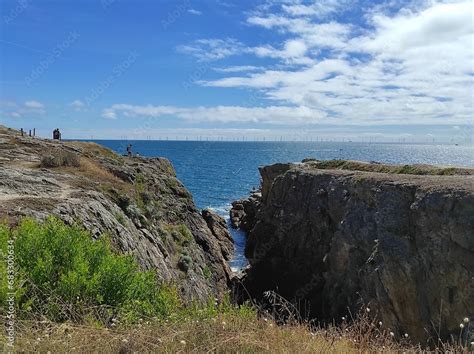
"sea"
96,140,474,271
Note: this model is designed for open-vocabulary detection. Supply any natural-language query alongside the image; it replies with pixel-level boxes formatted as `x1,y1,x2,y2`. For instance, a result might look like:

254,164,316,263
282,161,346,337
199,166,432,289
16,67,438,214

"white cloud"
24,100,44,109
213,65,262,73
192,0,474,125
281,0,349,18
188,9,202,15
101,103,326,125
69,99,86,111
177,38,247,61
7,100,47,116
101,109,117,120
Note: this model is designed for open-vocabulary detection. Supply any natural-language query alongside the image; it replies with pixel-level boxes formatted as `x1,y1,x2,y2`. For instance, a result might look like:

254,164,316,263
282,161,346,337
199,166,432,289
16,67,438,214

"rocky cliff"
234,160,474,343
0,125,233,302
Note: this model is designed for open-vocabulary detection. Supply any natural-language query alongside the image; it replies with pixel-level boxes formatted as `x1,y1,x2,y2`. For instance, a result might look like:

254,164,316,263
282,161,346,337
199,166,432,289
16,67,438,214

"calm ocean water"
96,140,474,270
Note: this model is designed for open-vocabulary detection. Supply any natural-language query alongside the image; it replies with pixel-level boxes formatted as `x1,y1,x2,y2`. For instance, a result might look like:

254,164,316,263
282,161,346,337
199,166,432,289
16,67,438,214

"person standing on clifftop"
53,128,62,140
126,144,133,157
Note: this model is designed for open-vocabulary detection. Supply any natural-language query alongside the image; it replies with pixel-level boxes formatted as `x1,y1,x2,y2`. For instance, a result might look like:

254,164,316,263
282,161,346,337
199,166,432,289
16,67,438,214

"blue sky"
0,0,472,142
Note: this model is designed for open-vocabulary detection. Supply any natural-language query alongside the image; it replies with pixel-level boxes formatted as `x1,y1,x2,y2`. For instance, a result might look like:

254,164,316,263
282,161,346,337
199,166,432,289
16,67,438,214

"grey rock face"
229,191,261,232
0,125,233,302
239,161,474,343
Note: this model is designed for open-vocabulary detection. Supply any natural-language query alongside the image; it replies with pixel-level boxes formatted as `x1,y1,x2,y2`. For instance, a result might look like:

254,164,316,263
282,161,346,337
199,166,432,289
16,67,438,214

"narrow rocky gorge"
0,125,233,302
231,160,474,343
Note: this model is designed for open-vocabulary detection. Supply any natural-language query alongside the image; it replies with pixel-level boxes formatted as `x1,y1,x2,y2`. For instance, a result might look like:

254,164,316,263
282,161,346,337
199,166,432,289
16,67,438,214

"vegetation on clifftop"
304,159,473,175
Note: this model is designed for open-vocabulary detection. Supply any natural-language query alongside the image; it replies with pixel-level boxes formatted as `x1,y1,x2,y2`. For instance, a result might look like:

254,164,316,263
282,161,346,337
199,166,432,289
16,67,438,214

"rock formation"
229,190,261,232
234,160,474,343
0,125,233,301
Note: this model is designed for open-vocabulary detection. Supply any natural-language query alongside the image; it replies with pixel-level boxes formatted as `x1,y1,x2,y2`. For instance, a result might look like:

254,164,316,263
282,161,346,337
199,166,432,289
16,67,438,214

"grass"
9,302,466,353
304,159,473,175
40,150,80,168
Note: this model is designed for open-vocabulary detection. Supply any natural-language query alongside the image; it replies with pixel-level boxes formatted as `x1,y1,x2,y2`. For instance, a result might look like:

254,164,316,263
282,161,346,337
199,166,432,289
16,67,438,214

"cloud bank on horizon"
0,0,473,140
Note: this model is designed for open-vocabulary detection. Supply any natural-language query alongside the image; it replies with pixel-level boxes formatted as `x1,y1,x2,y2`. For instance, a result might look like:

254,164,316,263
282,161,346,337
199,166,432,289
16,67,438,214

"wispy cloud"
177,38,247,61
1,100,46,118
188,8,202,15
101,103,326,125
69,99,86,111
213,65,263,73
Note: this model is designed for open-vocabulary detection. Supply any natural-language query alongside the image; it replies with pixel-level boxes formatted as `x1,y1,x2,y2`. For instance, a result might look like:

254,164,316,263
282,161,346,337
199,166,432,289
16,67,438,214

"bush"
0,217,180,323
40,150,80,168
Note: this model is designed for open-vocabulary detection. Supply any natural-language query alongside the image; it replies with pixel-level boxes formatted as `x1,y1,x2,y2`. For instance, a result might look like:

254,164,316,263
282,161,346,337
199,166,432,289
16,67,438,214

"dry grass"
304,159,474,175
7,312,469,353
40,151,80,168
66,141,125,163
3,314,401,353
52,157,129,191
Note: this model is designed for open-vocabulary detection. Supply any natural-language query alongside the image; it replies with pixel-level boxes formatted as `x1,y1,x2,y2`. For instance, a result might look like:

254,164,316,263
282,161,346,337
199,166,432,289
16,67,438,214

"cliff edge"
0,125,233,302
234,160,474,343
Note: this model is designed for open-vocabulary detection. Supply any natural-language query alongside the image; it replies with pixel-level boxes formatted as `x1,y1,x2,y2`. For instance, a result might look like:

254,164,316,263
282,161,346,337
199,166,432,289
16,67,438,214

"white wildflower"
463,317,469,323
366,307,370,313
264,318,268,322
378,321,383,326
342,316,345,321
390,332,395,337
460,323,464,329
404,333,409,338
180,340,186,345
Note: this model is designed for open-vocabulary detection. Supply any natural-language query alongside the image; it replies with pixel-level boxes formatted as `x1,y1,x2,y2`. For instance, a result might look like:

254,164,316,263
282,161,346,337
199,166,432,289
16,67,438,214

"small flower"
404,333,409,338
390,332,395,337
470,341,474,348
463,317,469,324
460,323,465,329
222,321,226,326
342,316,346,321
378,321,383,326
180,340,186,345
264,318,268,322
366,307,370,313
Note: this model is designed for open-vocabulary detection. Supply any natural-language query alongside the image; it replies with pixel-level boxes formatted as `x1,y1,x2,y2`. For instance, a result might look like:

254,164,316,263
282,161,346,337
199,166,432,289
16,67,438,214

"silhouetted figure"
53,128,62,140
20,128,24,136
126,144,132,157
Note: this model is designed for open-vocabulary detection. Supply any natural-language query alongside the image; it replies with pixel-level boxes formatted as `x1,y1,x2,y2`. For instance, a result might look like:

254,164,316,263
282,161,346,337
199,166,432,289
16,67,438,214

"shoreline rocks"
229,190,261,232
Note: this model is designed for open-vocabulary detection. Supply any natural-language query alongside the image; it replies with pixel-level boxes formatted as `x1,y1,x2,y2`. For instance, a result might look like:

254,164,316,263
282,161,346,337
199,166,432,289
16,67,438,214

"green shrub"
0,217,180,323
178,254,192,272
40,151,80,168
202,266,212,280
